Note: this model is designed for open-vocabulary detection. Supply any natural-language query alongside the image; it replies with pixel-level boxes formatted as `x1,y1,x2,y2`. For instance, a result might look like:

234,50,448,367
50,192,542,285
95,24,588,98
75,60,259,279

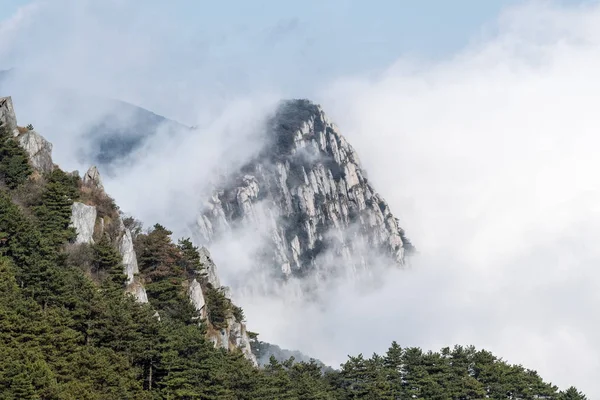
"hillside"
0,95,587,399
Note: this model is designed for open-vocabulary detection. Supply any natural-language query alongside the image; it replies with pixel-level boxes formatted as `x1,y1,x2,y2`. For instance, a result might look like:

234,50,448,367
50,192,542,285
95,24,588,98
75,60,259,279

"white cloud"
310,1,600,395
1,0,598,396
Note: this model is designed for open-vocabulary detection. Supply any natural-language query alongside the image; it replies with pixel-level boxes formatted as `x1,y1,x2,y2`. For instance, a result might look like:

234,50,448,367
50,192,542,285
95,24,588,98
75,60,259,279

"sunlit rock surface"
70,202,97,244
195,100,413,279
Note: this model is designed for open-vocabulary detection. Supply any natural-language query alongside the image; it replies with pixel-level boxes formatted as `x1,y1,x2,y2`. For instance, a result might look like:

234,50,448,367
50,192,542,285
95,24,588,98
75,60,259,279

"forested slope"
0,121,587,399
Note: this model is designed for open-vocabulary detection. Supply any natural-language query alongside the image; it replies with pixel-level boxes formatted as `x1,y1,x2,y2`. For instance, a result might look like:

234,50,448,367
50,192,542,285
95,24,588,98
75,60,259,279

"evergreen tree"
0,159,589,399
34,169,80,247
205,286,231,329
177,237,205,276
383,341,405,399
0,124,32,189
137,224,181,276
560,386,588,400
92,234,127,289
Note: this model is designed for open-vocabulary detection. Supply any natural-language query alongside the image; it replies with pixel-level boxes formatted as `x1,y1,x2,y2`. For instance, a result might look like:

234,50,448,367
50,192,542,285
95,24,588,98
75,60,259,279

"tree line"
0,125,587,399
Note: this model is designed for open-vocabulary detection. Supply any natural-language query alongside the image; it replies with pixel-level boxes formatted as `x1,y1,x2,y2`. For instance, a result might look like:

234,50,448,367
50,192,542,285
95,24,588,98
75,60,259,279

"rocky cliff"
73,166,257,364
1,96,54,173
0,96,18,136
188,247,257,365
195,99,413,280
4,94,257,365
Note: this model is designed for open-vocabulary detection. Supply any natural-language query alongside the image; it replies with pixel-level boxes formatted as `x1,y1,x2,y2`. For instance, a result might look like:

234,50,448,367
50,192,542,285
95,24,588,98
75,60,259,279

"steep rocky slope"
195,99,413,280
2,95,257,365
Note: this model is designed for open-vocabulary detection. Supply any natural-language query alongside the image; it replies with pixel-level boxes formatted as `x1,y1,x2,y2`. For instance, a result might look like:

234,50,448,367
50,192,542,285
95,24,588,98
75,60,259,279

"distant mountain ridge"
0,69,189,168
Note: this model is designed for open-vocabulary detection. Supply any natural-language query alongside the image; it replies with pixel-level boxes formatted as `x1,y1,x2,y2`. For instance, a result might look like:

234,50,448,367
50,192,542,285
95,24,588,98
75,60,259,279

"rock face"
117,221,149,304
119,228,139,284
5,94,255,364
187,248,258,366
195,99,412,279
17,130,54,173
1,95,53,172
199,246,221,288
127,280,149,304
0,96,18,136
188,279,206,314
83,165,104,190
70,202,97,244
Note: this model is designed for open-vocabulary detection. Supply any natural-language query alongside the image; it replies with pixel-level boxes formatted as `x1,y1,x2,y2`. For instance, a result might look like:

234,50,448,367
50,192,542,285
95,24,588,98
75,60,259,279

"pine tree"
205,286,231,329
0,156,590,399
177,237,204,275
137,224,181,275
560,386,588,400
383,341,405,399
34,169,80,247
92,234,127,290
0,124,32,189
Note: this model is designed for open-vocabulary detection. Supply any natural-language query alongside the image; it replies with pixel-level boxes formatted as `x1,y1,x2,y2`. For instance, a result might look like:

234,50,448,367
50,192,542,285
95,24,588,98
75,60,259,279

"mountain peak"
195,100,412,281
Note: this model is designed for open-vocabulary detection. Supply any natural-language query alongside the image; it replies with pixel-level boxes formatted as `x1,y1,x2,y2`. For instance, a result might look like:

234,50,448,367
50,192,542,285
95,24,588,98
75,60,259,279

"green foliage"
560,386,588,400
121,213,143,239
232,304,245,322
92,234,127,289
205,286,231,329
0,160,587,399
0,124,32,189
329,344,574,400
92,235,121,273
177,237,205,276
33,168,80,247
136,225,202,323
145,277,199,324
0,190,60,305
137,223,181,277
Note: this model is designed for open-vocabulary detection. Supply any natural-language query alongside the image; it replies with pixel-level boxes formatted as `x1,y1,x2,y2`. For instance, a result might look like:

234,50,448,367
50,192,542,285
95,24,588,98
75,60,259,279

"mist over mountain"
0,68,188,171
192,99,414,295
2,1,600,397
0,94,587,398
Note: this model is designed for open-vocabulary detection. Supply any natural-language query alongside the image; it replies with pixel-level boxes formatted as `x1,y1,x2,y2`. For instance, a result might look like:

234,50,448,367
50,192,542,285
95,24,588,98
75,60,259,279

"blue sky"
0,0,594,122
1,1,589,73
1,1,583,55
0,0,594,123
6,0,589,120
0,0,30,20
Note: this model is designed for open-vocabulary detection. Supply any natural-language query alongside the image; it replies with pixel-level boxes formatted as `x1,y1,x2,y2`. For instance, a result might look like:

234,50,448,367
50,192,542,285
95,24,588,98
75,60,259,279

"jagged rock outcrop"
199,246,221,288
17,131,54,173
1,95,53,172
5,95,255,363
188,248,257,365
126,280,149,304
226,315,256,365
117,219,148,304
251,340,330,370
119,227,138,284
83,165,104,190
195,99,412,279
70,202,97,244
208,315,257,366
188,278,206,315
0,96,18,136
